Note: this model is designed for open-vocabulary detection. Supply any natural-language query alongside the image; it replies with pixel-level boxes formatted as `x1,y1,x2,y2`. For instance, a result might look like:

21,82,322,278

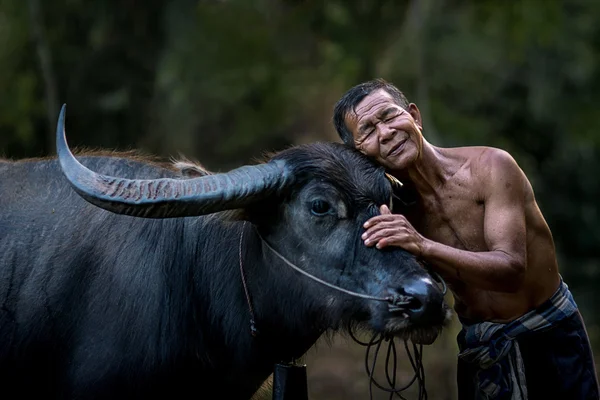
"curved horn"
56,105,293,218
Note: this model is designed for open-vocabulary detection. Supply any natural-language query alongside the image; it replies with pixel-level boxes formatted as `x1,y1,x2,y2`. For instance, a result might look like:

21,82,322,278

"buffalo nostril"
406,296,424,313
395,278,444,324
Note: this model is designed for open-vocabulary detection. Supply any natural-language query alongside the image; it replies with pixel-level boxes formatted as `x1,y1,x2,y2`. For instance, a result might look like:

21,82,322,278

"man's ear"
408,103,423,130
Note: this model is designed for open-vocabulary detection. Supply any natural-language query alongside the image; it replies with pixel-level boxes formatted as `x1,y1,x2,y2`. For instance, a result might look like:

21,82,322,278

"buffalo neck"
182,215,323,394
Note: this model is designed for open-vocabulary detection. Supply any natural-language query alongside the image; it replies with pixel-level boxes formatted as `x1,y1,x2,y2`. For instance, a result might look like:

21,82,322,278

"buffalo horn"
56,104,292,218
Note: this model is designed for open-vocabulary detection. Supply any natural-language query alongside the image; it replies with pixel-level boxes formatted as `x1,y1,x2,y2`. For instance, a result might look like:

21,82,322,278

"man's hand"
361,204,427,256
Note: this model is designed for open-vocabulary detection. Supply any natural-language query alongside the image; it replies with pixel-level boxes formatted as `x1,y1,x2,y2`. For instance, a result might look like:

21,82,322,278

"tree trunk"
28,0,59,155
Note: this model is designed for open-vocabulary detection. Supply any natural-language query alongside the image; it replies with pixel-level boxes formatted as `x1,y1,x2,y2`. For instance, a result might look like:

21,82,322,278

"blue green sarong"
457,279,579,400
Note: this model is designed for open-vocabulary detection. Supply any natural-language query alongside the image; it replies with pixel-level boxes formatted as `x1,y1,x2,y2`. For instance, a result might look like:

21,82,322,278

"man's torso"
398,146,560,322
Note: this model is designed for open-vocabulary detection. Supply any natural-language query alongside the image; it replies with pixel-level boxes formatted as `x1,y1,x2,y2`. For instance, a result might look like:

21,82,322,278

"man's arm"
362,150,529,293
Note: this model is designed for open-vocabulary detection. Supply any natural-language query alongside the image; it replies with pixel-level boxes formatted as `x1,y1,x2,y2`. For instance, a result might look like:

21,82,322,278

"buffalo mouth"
364,301,452,345
382,317,444,345
349,316,445,348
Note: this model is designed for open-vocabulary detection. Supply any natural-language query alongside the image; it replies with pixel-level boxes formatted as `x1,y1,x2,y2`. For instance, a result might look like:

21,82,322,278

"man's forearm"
421,239,526,292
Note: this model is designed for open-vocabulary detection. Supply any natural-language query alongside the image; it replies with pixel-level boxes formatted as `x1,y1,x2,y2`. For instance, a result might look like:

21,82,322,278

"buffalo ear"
172,160,212,178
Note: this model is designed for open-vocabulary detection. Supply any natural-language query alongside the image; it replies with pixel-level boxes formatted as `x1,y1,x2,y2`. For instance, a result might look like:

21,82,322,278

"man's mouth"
386,139,408,158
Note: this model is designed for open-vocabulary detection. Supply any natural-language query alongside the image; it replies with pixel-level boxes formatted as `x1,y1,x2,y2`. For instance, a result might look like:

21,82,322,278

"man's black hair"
333,78,410,146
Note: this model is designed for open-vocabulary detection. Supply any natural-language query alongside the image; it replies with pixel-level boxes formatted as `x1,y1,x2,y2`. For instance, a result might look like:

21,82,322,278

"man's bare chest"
403,192,487,251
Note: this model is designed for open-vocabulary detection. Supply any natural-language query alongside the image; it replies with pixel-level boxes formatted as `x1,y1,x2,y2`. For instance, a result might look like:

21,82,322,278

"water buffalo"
0,105,450,399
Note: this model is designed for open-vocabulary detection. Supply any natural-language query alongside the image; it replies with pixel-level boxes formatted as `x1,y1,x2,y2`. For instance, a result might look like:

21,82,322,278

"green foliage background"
1,1,598,398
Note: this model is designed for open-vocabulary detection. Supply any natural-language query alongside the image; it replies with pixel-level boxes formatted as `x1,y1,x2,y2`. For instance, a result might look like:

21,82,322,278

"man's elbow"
502,260,526,293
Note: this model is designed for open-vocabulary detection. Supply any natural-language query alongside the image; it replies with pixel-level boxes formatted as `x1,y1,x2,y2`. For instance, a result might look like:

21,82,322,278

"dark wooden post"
272,362,309,400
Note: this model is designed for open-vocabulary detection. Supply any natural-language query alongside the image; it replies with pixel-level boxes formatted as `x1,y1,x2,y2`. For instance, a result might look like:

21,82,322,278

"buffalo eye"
310,199,332,216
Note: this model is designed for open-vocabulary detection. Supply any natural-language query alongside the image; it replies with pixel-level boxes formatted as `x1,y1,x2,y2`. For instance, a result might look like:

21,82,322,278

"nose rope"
257,227,447,303
255,228,402,304
239,224,447,333
258,233,394,304
240,224,440,399
429,270,447,295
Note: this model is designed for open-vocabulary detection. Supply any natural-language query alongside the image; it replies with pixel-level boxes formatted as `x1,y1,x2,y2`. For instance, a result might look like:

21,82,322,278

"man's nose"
377,124,395,143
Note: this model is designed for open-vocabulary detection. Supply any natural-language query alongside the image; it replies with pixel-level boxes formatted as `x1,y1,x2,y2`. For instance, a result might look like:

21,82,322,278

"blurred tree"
0,0,44,158
28,0,58,154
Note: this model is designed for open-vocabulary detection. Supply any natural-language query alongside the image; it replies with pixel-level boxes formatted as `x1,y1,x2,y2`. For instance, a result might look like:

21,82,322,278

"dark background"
1,1,598,398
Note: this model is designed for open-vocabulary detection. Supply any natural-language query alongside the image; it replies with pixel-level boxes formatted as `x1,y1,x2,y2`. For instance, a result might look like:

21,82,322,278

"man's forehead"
346,89,396,126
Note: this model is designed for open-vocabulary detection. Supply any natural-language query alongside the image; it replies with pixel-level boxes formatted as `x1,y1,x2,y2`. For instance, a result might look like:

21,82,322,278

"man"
333,78,599,399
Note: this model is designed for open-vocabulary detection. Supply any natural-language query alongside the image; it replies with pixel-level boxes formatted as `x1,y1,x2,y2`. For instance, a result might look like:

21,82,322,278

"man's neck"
391,141,453,198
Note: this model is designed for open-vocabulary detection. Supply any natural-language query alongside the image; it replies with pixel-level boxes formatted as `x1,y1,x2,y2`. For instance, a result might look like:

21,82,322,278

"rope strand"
239,222,258,336
350,326,428,400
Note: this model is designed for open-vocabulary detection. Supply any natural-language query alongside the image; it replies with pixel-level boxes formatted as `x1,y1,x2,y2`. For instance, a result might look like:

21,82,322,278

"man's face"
345,89,423,171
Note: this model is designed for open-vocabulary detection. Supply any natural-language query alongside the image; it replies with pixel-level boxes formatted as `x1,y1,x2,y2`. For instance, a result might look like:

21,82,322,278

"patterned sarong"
457,279,578,399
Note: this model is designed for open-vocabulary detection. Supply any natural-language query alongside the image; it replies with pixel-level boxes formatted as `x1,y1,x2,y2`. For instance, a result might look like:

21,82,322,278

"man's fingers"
363,214,400,228
376,235,404,249
362,222,399,239
364,228,399,245
361,223,389,239
380,204,392,215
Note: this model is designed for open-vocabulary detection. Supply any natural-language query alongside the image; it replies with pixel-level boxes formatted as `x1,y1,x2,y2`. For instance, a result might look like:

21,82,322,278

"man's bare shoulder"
441,145,533,203
443,145,511,161
444,145,523,178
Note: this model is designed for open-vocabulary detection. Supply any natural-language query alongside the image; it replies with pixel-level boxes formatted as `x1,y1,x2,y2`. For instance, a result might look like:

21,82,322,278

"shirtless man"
333,79,599,399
